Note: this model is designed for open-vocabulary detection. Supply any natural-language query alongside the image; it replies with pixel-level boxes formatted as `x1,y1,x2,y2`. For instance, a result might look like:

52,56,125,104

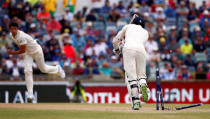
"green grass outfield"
0,103,209,119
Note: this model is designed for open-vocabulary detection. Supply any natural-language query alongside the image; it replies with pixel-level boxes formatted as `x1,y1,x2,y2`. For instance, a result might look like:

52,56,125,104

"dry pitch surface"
0,103,209,119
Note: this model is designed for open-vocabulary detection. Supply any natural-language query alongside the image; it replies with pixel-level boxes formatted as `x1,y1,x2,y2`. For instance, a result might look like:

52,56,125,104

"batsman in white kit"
8,22,66,102
112,15,150,110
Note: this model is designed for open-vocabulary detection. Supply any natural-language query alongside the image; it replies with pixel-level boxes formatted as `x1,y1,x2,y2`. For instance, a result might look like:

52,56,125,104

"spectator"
27,0,39,7
145,34,158,55
126,1,135,12
161,67,176,80
191,26,204,40
1,15,10,33
72,63,85,75
177,65,192,80
93,39,108,56
37,7,51,24
71,53,85,70
72,34,86,52
52,49,61,61
46,16,62,33
99,62,112,75
59,54,70,69
150,47,161,63
160,62,170,75
73,24,85,36
85,40,95,57
0,32,11,55
195,61,207,80
64,8,74,22
109,56,123,79
42,45,52,61
187,9,199,24
37,22,48,37
198,1,208,14
194,37,206,53
160,48,171,62
28,23,39,38
201,18,209,36
116,1,125,13
138,0,150,16
9,60,23,80
164,5,176,18
85,22,97,37
84,58,100,75
167,39,180,54
22,2,32,14
171,55,178,69
204,28,209,43
188,2,198,14
25,14,34,32
59,15,68,27
180,40,193,55
206,64,210,80
101,0,112,14
176,1,189,18
200,10,210,28
145,22,156,34
0,63,3,75
148,62,157,80
74,11,83,21
91,0,104,13
179,28,192,46
154,0,165,6
184,54,196,71
97,54,107,68
175,60,183,75
108,9,121,22
174,48,185,61
158,36,168,53
86,10,97,22
42,0,57,16
154,7,165,22
63,42,76,60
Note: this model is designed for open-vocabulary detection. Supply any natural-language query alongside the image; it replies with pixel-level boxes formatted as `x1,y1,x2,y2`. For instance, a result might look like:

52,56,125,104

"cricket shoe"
140,83,148,102
58,65,66,79
27,94,34,103
132,102,140,110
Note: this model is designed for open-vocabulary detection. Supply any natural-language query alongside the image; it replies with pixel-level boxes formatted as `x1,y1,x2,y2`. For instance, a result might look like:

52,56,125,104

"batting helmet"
131,16,145,28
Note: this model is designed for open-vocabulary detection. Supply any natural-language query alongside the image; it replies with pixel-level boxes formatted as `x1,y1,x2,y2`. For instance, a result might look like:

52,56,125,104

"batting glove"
113,49,121,56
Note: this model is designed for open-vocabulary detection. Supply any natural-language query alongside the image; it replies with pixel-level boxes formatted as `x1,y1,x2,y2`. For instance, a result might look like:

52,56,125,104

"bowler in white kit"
8,22,66,102
112,15,150,110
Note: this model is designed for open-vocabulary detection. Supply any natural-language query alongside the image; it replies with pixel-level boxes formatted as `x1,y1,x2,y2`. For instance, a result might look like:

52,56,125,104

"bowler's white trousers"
24,45,59,95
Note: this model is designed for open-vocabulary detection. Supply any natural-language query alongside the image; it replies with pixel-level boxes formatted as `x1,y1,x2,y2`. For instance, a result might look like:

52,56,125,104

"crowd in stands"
0,0,209,80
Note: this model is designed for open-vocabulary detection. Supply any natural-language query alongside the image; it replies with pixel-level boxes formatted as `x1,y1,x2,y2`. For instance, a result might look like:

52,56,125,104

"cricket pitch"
0,103,209,119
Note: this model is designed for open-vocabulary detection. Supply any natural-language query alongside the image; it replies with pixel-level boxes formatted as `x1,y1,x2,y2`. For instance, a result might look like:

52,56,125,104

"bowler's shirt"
10,30,40,55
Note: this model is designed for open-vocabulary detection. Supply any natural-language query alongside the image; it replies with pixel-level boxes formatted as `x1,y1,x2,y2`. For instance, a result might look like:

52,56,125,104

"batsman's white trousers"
123,49,147,106
24,45,59,94
123,49,147,80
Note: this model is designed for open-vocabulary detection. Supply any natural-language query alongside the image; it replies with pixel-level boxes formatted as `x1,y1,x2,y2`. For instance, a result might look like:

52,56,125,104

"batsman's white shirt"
112,24,149,79
113,24,148,54
10,30,40,55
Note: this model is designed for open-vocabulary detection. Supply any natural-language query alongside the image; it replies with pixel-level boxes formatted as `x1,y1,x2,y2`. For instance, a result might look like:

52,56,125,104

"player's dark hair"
9,22,19,28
